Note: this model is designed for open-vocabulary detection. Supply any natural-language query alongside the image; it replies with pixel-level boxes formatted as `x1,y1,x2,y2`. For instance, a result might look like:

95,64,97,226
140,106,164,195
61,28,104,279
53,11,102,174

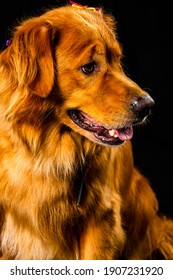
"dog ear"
10,20,55,98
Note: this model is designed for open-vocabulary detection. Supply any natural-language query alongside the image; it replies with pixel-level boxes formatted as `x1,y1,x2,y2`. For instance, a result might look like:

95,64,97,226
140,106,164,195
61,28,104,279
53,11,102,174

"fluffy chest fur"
0,129,125,259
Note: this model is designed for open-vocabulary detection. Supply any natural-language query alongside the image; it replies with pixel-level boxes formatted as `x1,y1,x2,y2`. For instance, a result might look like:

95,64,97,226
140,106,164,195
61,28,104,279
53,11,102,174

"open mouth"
68,109,133,145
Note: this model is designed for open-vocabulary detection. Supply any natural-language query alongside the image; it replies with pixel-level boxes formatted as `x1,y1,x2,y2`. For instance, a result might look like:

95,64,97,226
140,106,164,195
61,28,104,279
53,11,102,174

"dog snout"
131,95,155,119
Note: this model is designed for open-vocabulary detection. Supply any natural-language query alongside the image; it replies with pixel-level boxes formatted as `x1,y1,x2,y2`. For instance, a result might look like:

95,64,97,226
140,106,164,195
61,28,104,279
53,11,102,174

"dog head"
2,5,155,147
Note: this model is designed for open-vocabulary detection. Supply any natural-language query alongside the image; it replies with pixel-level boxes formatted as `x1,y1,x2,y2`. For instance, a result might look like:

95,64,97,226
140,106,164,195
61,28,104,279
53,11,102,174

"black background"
0,1,172,217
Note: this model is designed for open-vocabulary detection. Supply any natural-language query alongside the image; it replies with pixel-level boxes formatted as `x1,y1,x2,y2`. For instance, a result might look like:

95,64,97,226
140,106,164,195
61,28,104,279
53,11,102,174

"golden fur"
0,4,173,260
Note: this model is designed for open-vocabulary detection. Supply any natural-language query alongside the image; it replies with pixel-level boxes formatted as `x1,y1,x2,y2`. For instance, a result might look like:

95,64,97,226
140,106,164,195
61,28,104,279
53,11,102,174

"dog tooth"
109,129,118,138
109,129,115,136
113,134,118,138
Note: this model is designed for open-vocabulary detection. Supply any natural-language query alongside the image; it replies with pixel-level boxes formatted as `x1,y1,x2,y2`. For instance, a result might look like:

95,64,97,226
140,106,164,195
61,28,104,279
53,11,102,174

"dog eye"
81,61,96,74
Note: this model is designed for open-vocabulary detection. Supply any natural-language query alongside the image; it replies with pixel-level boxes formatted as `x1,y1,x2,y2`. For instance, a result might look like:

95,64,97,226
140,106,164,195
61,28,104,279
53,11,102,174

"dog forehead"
55,5,112,25
49,6,121,56
45,6,116,40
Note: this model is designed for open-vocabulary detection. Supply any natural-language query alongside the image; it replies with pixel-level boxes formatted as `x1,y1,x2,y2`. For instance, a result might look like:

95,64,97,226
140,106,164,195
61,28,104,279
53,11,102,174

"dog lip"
68,109,133,145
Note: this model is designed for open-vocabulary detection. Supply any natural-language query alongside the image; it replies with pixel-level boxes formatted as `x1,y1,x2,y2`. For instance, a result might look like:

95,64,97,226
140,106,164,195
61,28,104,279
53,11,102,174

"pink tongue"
116,126,133,141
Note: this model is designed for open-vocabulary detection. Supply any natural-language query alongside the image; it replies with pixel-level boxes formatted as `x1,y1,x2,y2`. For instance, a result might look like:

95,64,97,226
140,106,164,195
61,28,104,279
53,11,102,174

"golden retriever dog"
0,3,173,260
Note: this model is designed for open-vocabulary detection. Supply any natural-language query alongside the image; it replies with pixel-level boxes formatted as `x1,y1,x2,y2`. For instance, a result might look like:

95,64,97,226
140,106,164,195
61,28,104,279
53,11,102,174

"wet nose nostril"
131,96,155,118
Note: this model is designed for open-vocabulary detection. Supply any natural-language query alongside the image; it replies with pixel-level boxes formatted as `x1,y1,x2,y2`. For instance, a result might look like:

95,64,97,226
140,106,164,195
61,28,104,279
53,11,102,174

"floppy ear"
10,20,55,98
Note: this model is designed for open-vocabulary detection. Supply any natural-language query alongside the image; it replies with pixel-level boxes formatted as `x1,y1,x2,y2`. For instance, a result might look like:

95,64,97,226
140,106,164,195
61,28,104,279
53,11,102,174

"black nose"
131,95,155,119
